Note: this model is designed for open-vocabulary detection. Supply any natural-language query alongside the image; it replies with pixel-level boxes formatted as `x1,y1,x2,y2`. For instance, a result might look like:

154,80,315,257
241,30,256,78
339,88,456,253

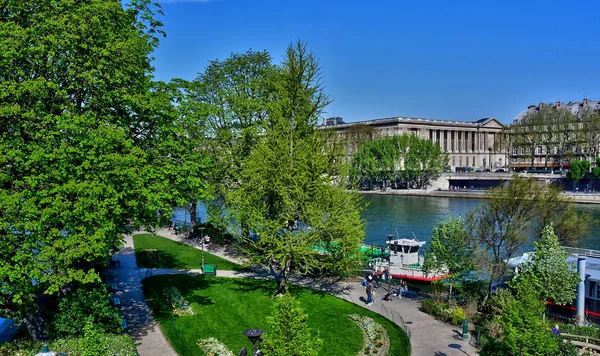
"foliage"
480,275,559,356
594,157,600,179
350,134,448,189
197,338,235,356
423,217,476,298
141,274,410,356
568,160,591,189
485,288,516,319
348,314,388,355
230,42,364,294
420,299,466,325
51,284,122,338
558,324,599,338
467,176,590,305
163,287,194,316
0,0,172,339
0,325,137,356
262,294,322,356
133,233,242,271
519,224,580,305
179,49,278,229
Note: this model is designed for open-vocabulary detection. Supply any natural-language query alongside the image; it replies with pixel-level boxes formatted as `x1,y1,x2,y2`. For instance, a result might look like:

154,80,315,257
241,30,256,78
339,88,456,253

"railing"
561,333,600,351
561,246,600,259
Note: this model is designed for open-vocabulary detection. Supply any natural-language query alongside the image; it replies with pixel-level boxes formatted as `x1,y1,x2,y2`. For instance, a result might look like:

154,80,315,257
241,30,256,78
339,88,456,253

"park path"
111,230,478,356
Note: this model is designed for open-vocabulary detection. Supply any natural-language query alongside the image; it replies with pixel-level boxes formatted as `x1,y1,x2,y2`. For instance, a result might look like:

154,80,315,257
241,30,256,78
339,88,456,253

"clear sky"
152,0,600,124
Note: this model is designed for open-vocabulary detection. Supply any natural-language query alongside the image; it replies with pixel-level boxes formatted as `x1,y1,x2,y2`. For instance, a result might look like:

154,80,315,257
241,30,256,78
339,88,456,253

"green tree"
51,284,122,338
423,217,476,299
0,0,167,339
467,176,590,305
520,224,579,305
261,294,322,356
230,42,364,294
568,160,591,191
481,273,559,356
594,157,600,179
182,50,278,230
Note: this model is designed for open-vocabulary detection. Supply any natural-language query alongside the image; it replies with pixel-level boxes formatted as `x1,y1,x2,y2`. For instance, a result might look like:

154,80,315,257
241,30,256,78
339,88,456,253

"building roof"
513,99,600,124
322,116,504,130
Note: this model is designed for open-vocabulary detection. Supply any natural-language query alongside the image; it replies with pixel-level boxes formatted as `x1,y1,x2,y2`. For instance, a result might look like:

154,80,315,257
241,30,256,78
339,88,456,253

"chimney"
584,98,589,106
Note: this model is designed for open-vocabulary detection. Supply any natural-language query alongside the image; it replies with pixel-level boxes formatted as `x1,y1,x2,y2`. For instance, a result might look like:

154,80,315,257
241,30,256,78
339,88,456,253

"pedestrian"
366,280,374,306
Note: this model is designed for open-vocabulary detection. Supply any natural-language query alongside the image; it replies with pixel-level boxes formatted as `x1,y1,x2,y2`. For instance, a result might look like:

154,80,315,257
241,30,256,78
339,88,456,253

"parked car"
484,169,491,172
475,169,482,173
495,168,505,173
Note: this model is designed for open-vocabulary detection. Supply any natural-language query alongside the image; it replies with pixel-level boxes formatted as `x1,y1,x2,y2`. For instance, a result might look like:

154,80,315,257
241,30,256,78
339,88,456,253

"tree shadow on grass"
135,250,180,269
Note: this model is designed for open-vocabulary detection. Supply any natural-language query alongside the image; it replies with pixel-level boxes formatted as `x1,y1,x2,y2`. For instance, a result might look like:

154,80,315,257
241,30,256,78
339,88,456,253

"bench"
203,264,217,276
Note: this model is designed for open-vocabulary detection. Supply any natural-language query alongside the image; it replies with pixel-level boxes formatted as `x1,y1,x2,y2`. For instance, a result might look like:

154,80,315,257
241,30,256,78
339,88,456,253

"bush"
0,326,137,356
420,299,435,314
51,283,122,337
449,307,466,325
197,338,235,356
559,324,599,338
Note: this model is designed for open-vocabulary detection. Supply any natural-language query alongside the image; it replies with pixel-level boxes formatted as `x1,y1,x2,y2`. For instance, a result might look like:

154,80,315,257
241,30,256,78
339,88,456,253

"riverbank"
360,189,600,204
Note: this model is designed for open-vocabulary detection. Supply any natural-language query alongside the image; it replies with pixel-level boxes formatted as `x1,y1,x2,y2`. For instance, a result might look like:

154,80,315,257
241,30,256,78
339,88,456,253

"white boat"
369,238,446,283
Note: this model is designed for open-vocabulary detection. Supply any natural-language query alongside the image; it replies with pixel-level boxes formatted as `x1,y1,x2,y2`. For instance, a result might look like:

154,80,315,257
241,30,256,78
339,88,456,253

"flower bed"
348,314,389,356
163,287,194,316
197,338,235,356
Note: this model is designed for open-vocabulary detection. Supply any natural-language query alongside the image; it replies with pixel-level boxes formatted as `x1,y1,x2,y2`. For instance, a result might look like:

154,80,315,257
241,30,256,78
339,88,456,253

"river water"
173,195,600,251
360,194,600,251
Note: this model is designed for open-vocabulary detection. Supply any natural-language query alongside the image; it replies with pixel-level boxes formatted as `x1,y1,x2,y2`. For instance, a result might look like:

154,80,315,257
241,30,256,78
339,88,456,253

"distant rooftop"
322,116,502,129
513,99,600,124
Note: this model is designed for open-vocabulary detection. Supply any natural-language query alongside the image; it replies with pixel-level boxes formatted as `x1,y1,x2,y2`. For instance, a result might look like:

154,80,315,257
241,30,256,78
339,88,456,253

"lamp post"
242,329,264,356
387,234,393,293
199,226,206,272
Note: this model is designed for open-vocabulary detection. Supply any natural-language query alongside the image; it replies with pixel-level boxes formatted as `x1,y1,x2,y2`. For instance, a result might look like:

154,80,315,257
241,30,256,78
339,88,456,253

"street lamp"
199,226,206,272
387,234,394,293
242,329,264,356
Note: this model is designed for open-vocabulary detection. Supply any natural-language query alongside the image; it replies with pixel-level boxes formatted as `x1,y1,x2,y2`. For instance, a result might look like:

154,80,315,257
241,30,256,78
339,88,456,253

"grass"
133,233,243,271
142,275,411,356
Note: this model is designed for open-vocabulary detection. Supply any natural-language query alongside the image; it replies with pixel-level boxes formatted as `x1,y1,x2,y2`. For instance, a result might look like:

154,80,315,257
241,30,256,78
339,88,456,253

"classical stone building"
323,116,506,170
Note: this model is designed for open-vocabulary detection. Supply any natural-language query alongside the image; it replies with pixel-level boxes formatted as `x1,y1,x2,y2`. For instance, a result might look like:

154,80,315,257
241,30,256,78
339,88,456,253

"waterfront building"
322,116,506,170
510,99,600,170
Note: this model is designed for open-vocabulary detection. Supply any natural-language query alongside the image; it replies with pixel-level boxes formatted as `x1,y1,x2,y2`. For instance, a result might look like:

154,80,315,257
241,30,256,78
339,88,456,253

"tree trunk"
276,261,291,295
481,277,494,307
188,201,197,227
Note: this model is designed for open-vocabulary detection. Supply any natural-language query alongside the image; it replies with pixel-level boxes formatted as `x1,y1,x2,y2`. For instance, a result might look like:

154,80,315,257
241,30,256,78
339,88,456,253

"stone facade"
322,116,506,170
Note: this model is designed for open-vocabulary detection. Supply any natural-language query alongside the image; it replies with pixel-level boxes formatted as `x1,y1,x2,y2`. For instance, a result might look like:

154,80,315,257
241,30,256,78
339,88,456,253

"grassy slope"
133,233,243,271
142,275,411,356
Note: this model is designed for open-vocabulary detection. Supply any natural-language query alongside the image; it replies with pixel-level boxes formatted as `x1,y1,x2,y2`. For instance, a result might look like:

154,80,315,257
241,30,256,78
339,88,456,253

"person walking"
366,280,374,306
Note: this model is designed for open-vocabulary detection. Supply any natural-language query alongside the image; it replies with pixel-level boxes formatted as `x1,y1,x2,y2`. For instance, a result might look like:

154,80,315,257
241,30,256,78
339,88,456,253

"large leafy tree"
423,217,476,299
0,0,167,338
350,134,447,189
231,42,365,294
181,50,278,228
468,176,590,305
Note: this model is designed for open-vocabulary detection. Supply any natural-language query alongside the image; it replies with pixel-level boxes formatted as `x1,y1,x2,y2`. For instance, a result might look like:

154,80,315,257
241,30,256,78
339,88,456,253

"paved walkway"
110,230,478,356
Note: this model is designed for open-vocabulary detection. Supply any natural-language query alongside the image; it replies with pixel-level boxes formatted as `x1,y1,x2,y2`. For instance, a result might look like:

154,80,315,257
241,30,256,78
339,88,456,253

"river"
360,194,600,251
173,195,600,251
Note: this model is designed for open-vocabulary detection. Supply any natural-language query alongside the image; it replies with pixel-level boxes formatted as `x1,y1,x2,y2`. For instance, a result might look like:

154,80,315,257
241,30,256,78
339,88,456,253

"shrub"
0,326,137,356
51,283,122,337
197,338,235,356
421,299,435,314
449,307,466,325
559,324,599,338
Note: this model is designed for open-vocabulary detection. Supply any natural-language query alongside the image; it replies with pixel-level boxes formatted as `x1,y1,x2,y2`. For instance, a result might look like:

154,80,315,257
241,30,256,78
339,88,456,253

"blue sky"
152,0,600,124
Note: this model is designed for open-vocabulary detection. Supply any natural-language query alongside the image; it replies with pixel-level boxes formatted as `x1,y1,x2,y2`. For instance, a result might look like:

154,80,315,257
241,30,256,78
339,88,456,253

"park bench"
203,264,217,276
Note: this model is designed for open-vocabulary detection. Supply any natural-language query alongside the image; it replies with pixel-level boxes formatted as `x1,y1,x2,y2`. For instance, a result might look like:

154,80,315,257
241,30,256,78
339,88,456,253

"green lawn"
133,233,243,271
142,275,411,356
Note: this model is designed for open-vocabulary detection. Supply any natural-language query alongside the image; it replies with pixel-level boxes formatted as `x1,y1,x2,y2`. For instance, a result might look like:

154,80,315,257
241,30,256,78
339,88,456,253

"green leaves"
350,134,447,189
0,0,170,336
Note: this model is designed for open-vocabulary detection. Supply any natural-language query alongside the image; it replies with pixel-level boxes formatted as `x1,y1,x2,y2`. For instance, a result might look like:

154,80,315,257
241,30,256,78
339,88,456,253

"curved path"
109,231,478,356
